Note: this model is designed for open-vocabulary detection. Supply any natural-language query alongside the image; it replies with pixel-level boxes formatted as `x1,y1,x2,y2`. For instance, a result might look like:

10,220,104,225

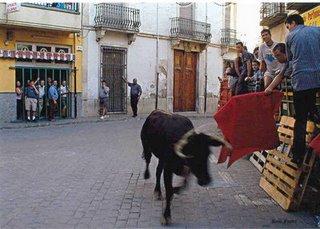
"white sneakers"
100,115,109,120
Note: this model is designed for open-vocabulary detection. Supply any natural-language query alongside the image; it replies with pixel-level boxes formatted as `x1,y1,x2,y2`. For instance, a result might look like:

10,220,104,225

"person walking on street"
16,81,23,120
259,29,284,88
24,80,39,122
48,80,59,121
265,14,320,166
124,78,142,117
99,80,110,119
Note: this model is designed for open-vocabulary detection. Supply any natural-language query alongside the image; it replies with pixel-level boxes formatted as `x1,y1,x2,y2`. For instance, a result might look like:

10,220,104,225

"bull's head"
174,129,232,186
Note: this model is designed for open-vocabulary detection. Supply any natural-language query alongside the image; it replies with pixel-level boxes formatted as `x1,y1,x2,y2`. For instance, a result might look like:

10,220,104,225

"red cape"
214,91,283,167
310,134,320,156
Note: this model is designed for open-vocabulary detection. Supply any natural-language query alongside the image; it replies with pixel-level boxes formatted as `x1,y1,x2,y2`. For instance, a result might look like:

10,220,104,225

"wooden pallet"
260,116,316,211
250,150,268,172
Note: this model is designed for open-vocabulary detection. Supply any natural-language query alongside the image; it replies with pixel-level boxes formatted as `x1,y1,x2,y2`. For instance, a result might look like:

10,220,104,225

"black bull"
141,110,232,225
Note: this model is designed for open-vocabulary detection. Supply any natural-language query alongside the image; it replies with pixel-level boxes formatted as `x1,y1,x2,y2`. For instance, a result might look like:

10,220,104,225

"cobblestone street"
0,117,317,228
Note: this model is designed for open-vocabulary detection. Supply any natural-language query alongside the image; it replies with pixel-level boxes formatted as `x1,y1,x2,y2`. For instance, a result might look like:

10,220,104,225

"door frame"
99,45,128,113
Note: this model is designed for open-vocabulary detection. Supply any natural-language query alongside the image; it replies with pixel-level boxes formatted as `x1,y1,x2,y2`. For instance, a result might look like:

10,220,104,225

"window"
36,45,52,63
55,47,70,63
16,43,72,64
16,44,33,62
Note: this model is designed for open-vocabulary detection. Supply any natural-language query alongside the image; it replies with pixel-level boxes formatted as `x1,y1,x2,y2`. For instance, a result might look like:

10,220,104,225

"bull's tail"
142,146,152,180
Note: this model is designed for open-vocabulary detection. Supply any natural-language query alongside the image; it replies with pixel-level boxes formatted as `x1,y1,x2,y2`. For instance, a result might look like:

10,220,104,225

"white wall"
128,3,177,36
83,2,236,115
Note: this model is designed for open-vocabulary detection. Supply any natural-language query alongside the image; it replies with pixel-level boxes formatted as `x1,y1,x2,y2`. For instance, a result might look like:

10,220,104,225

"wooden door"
173,50,197,112
101,47,127,112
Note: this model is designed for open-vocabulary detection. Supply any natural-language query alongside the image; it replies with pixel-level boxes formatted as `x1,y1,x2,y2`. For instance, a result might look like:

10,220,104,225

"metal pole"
204,2,208,114
155,3,159,110
74,66,77,118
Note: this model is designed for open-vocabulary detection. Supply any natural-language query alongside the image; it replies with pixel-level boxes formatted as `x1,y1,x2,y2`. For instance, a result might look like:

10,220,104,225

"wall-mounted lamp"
4,30,14,46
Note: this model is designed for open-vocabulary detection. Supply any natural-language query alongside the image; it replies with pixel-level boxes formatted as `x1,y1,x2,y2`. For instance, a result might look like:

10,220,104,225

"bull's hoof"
154,191,163,201
160,216,172,225
144,170,150,179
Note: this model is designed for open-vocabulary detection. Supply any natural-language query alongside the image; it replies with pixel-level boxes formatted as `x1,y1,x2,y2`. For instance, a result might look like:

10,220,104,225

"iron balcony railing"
22,3,79,13
94,4,141,33
260,3,286,21
286,3,319,13
220,28,238,46
170,17,212,43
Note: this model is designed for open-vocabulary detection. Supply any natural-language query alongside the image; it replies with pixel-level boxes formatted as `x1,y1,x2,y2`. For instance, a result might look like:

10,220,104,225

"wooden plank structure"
250,151,268,172
260,116,317,211
280,77,320,117
217,77,231,110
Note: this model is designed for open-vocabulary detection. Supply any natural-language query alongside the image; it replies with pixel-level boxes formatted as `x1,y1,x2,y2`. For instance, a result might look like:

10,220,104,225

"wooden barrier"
260,116,316,211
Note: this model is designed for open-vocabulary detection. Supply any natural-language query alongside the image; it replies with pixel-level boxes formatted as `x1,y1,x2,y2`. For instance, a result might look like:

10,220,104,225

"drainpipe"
204,3,208,114
155,3,159,110
73,32,77,119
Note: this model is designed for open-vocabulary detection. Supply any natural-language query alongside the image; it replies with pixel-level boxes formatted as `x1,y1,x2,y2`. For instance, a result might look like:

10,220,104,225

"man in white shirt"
37,80,45,117
259,29,284,88
60,80,69,118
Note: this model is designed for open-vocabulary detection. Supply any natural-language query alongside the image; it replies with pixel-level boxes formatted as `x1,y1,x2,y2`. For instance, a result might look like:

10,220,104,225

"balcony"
94,3,141,33
22,3,79,13
286,3,320,13
0,3,81,32
260,3,287,28
170,17,212,43
221,28,238,46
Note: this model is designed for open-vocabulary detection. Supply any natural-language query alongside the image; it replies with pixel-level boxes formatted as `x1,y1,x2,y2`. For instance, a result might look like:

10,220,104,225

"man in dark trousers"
124,78,142,117
265,14,320,166
234,41,253,95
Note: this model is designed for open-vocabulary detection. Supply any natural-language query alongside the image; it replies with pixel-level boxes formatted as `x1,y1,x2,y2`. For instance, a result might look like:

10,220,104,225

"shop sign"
302,5,320,27
6,3,21,13
0,49,75,62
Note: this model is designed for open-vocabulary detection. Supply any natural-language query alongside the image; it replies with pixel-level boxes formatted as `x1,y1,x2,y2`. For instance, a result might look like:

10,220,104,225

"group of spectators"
224,14,320,167
16,78,69,122
224,27,284,96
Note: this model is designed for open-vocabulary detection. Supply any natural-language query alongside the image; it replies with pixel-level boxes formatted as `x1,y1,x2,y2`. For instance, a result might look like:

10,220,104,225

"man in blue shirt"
265,14,320,166
48,80,59,121
124,78,142,117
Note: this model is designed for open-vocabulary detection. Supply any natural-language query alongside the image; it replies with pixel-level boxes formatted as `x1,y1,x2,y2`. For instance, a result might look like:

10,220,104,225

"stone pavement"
0,118,318,228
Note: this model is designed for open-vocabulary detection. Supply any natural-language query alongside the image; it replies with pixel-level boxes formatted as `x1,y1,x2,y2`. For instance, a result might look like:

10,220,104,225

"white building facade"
81,2,237,116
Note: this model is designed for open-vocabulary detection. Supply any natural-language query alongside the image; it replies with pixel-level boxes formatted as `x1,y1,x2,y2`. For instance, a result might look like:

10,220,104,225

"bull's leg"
173,165,190,194
154,160,163,200
143,148,152,179
161,167,173,225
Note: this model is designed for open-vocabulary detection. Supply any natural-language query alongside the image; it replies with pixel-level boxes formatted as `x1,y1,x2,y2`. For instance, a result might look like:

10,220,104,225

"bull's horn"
209,135,233,152
195,123,233,152
174,129,195,159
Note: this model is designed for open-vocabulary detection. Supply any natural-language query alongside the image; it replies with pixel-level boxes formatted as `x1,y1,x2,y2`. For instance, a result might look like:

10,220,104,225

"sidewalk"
0,112,214,130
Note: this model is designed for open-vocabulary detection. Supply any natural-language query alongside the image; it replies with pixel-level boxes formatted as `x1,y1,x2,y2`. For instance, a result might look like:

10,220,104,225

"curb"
0,113,214,130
